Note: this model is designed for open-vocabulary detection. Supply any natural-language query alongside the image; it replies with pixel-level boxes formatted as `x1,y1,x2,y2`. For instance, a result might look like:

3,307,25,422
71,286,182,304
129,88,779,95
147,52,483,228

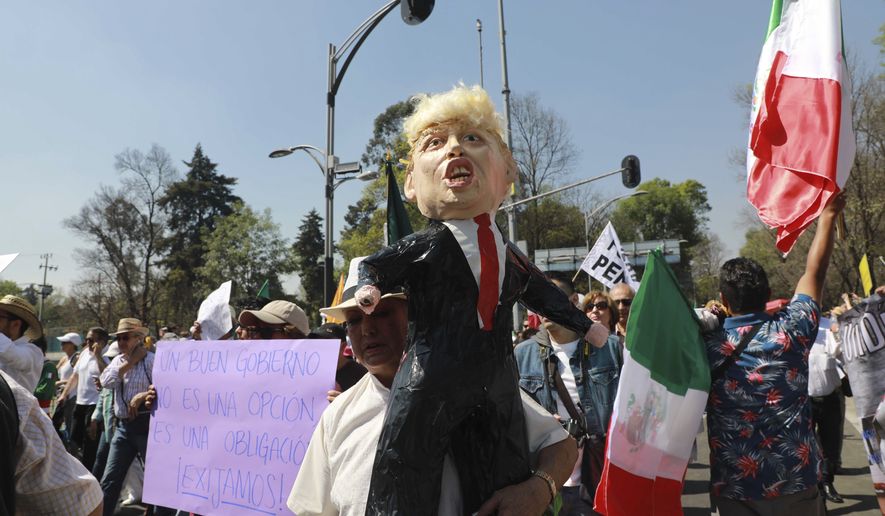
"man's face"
404,123,514,220
610,285,634,324
115,332,141,356
344,298,408,385
86,330,104,353
0,309,23,340
241,322,300,340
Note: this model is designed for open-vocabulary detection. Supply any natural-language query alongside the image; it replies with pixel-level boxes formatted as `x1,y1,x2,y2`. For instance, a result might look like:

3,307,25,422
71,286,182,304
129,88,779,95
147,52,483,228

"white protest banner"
837,293,885,488
0,253,19,274
579,222,640,290
196,280,233,341
143,339,338,515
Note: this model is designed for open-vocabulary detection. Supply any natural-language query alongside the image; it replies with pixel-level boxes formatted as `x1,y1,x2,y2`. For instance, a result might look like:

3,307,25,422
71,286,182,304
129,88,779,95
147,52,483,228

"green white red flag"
747,0,855,253
594,249,710,515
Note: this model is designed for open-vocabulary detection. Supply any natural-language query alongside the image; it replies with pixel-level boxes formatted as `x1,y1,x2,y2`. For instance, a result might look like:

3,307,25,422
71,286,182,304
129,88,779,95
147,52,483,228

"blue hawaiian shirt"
704,294,822,500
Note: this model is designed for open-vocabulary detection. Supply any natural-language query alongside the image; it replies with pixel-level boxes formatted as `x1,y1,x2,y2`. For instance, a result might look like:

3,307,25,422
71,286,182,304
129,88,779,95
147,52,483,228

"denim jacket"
514,330,621,437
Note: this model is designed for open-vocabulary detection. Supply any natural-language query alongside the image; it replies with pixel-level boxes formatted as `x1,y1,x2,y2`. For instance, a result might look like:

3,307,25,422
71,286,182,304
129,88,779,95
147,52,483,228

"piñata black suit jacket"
359,220,593,516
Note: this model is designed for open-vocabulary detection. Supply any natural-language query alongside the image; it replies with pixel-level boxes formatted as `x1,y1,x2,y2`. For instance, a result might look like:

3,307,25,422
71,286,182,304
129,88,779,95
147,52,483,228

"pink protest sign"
142,339,338,515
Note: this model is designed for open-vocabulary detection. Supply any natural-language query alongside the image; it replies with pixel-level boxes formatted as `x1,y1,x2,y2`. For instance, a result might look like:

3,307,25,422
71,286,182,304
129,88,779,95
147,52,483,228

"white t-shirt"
0,333,43,393
549,336,584,487
74,349,105,405
287,373,568,516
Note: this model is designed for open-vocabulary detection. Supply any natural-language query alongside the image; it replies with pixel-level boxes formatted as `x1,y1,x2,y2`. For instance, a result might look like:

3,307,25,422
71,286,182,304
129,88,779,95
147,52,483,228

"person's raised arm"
795,193,846,303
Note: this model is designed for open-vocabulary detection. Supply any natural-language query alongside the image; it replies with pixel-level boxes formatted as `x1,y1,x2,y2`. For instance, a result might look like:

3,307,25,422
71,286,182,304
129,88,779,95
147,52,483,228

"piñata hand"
355,285,381,314
585,322,610,348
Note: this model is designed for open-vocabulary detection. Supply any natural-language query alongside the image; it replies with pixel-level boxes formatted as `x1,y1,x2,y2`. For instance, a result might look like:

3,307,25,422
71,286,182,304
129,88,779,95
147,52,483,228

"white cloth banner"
579,222,640,290
0,253,19,274
196,281,232,341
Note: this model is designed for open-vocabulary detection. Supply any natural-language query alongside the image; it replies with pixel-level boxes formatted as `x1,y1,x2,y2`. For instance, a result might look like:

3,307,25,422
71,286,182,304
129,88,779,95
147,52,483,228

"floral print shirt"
704,294,822,500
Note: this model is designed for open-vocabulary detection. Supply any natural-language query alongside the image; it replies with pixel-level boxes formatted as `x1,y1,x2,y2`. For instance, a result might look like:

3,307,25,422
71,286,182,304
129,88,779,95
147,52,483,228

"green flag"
386,160,413,245
256,279,270,300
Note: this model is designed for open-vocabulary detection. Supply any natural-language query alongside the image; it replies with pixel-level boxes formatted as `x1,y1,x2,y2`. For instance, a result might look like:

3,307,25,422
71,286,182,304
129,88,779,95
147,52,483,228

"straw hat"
0,295,43,340
319,257,406,321
110,318,149,337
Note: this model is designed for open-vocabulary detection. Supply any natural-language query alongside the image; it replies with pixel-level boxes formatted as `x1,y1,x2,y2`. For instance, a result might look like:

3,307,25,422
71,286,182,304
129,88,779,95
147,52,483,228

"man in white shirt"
288,276,578,516
58,327,110,469
0,295,43,393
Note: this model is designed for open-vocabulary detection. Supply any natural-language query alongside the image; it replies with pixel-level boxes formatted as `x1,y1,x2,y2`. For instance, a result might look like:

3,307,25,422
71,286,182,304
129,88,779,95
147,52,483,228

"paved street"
116,397,882,515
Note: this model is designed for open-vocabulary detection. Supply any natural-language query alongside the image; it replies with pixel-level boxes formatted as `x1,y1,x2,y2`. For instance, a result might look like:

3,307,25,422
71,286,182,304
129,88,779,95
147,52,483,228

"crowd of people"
2,84,884,516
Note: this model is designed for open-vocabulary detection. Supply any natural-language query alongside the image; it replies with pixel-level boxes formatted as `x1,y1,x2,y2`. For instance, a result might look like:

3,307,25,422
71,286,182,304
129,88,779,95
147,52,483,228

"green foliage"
292,209,324,323
0,280,21,297
609,178,711,248
513,196,586,257
158,144,240,325
197,203,294,306
361,100,415,170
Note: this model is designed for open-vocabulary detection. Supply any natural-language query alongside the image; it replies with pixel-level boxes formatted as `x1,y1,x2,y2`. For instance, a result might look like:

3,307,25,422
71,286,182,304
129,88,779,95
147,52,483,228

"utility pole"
38,254,57,323
476,19,484,88
497,0,520,333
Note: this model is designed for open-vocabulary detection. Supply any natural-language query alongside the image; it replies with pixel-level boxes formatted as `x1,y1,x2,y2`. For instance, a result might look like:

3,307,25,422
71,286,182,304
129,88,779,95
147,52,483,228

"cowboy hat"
0,295,43,340
320,257,406,321
110,318,149,337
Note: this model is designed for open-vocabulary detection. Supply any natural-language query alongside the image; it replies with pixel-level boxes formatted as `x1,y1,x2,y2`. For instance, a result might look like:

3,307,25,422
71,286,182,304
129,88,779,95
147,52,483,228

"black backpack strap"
711,323,763,382
0,374,20,516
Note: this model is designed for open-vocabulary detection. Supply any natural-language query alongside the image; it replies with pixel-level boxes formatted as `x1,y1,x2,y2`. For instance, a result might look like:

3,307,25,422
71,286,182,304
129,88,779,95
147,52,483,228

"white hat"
319,257,407,321
238,300,310,336
103,342,121,358
58,332,83,347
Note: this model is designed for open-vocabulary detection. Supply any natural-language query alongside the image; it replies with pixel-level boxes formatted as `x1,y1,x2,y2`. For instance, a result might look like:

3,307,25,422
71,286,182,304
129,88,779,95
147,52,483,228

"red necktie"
474,213,499,331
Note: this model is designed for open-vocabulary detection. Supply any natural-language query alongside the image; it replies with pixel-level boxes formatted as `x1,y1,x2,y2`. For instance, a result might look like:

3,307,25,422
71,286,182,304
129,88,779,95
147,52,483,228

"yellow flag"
859,254,873,296
325,273,347,323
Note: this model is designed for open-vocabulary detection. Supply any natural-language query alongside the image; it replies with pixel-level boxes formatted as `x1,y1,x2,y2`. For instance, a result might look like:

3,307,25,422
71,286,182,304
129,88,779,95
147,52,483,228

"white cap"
58,332,83,347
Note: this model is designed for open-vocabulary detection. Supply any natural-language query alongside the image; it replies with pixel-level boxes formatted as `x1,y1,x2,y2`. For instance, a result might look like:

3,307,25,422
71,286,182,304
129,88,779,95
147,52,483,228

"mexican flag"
746,0,855,253
594,250,710,515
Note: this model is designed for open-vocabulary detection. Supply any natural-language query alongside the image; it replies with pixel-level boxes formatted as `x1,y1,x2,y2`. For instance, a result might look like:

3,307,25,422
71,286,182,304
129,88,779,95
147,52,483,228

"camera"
561,419,588,447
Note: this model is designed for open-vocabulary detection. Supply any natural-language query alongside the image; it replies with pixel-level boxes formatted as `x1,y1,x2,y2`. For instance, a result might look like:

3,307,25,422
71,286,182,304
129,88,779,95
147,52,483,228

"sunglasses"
243,326,287,339
614,298,633,306
586,301,609,311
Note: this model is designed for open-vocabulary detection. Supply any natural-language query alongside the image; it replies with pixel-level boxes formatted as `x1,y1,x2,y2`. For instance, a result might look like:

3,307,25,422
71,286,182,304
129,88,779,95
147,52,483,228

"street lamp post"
320,0,433,306
271,0,432,306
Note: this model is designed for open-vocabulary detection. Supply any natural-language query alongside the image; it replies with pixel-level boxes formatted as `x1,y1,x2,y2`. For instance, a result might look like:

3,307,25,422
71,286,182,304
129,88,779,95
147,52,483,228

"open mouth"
444,158,474,188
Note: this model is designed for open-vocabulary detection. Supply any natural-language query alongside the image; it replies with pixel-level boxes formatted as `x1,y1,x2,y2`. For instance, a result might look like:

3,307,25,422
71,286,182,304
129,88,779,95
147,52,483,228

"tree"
0,280,20,297
361,99,415,170
64,144,177,327
292,209,325,321
197,203,294,307
691,232,726,303
510,93,578,199
509,93,580,256
157,144,240,325
609,178,711,248
341,99,426,264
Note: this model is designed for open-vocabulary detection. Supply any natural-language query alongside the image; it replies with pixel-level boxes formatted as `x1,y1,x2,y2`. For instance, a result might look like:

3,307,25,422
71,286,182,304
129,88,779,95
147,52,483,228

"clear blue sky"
1,1,882,295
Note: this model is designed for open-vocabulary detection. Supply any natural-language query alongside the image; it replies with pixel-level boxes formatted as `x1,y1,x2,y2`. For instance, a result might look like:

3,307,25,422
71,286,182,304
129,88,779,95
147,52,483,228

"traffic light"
621,155,641,189
401,0,434,25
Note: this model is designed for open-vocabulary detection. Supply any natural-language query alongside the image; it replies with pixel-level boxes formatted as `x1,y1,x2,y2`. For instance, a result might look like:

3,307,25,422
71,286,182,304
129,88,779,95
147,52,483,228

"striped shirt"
3,370,103,515
99,350,154,419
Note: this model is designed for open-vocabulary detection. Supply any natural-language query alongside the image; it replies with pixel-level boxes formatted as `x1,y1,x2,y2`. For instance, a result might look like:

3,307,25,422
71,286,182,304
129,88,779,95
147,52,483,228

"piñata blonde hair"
403,84,509,171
